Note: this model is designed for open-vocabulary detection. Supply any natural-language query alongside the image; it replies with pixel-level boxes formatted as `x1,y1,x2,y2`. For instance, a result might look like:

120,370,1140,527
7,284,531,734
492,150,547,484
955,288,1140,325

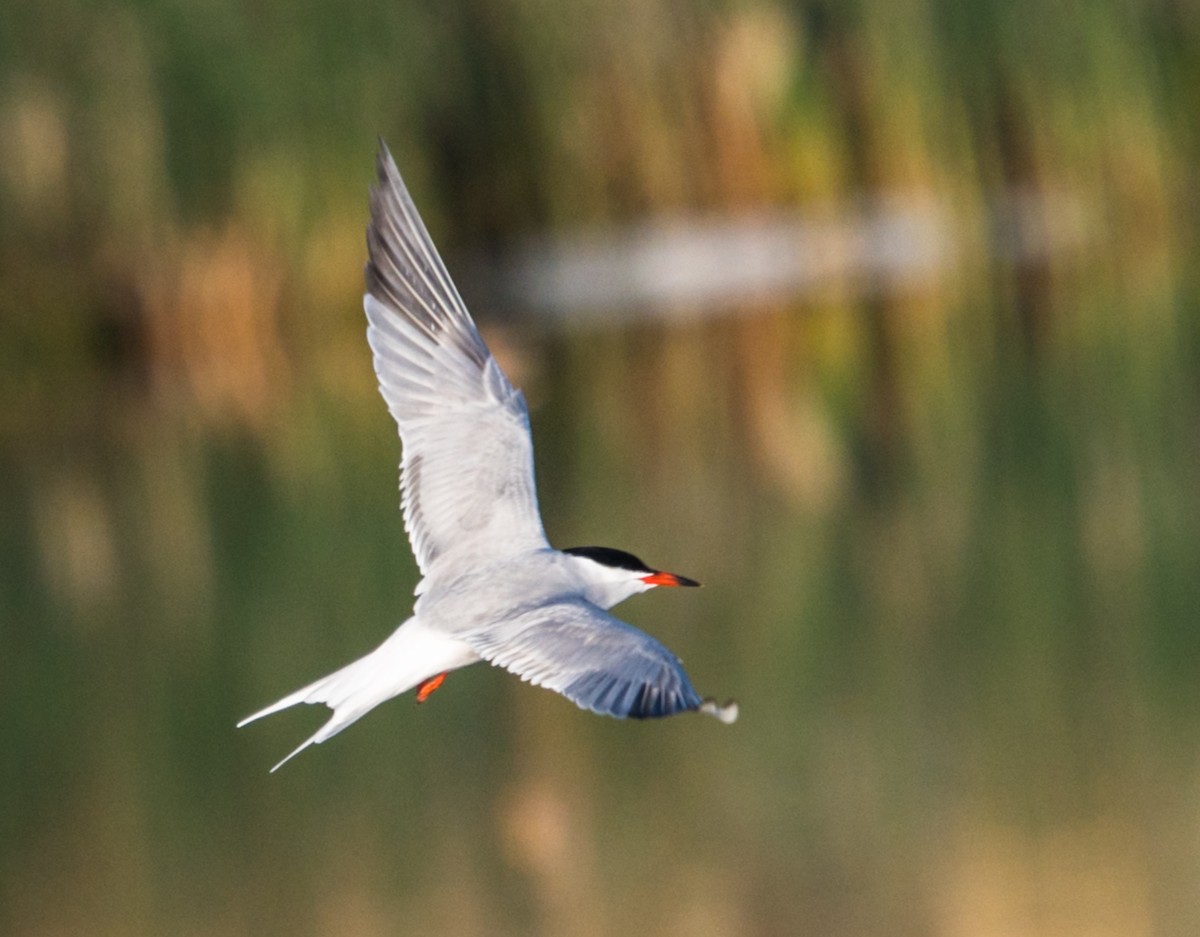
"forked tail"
237,620,475,772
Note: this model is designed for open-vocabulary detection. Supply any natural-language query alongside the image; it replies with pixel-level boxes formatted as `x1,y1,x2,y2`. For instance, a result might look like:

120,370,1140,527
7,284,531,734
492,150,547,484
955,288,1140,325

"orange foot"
416,672,447,703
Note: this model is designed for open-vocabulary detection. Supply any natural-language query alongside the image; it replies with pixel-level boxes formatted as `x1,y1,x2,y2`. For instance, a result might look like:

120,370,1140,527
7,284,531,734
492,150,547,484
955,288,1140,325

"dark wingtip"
372,141,399,200
375,137,393,171
563,669,704,721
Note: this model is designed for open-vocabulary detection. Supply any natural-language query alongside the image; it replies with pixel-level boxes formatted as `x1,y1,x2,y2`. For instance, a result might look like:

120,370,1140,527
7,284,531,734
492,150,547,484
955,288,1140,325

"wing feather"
464,600,709,720
365,143,547,574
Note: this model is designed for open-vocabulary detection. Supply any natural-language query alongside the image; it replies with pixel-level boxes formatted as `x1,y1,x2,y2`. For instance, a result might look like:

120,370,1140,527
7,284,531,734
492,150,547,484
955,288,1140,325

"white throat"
567,555,654,610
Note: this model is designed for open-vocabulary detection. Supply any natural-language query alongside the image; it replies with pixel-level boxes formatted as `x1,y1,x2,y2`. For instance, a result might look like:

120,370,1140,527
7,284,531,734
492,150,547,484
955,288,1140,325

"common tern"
239,142,737,771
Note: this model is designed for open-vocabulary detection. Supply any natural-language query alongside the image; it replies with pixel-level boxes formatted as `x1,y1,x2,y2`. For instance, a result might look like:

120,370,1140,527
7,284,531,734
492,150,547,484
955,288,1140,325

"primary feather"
465,599,705,719
365,147,548,575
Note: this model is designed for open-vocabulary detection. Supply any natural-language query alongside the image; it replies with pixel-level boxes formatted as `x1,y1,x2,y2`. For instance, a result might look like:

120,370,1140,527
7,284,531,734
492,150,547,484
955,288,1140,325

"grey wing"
365,142,548,574
466,600,734,721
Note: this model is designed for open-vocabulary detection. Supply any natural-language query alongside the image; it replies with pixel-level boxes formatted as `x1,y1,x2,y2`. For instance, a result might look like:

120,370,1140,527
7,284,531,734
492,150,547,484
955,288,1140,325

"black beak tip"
642,570,703,588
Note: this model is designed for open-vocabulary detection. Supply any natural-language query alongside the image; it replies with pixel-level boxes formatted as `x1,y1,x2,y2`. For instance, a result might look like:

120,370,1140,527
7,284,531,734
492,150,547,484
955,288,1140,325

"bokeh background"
3,1,1199,935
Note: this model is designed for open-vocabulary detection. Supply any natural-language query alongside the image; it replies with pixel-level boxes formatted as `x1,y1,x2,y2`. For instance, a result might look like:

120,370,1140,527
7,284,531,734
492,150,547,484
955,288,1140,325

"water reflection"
485,188,1089,322
3,235,1199,935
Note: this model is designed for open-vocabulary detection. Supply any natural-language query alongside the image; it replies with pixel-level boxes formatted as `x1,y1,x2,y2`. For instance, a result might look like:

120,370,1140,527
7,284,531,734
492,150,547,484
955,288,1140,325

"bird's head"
563,546,700,610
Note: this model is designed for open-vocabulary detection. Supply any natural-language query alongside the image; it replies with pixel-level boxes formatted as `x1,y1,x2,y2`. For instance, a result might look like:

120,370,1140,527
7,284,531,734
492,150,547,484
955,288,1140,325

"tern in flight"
239,142,737,771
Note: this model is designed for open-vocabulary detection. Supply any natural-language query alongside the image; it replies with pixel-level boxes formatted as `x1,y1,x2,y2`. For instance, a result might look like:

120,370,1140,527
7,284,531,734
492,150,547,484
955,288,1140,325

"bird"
238,142,738,771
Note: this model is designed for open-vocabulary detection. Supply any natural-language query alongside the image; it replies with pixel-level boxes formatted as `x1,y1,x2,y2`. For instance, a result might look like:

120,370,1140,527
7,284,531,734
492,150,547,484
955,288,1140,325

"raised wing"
365,143,548,575
465,599,738,722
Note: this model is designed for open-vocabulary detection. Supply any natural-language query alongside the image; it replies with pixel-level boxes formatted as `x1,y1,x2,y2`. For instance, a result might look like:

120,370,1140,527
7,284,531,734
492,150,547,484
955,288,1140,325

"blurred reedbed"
2,2,1200,937
0,0,1187,435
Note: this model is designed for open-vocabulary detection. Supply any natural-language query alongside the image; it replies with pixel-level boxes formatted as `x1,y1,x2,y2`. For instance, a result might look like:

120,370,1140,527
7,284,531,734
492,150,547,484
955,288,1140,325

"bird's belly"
379,618,482,674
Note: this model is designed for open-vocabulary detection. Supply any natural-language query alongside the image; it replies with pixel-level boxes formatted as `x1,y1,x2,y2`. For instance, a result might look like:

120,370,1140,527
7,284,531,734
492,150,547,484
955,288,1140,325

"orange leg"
416,672,447,703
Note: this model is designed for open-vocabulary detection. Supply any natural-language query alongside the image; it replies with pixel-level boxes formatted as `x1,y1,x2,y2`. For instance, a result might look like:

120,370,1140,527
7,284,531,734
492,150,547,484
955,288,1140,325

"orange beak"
640,571,701,588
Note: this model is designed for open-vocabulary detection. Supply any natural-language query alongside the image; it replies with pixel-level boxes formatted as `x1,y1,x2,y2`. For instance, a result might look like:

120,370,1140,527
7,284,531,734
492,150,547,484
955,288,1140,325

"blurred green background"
3,0,1199,935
